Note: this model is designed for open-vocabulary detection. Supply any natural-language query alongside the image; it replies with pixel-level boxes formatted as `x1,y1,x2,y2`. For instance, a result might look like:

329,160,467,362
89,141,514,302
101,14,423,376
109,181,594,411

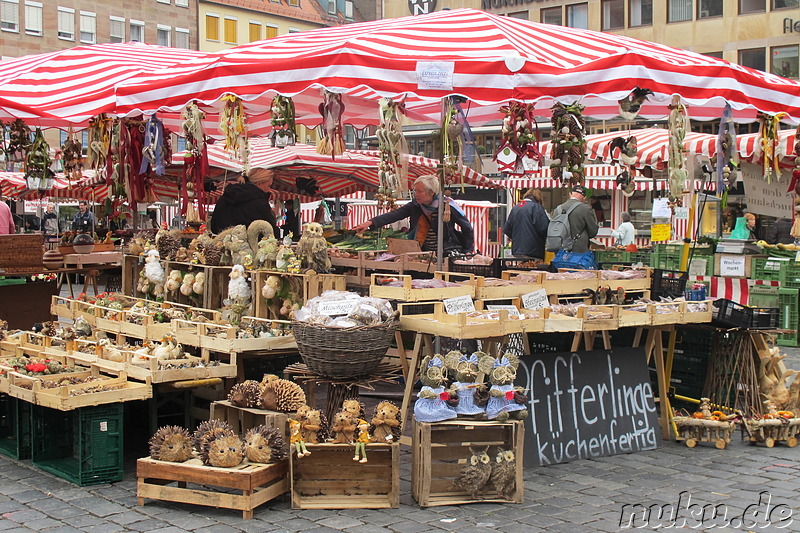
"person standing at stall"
0,198,15,235
503,188,549,259
210,168,278,235
72,200,95,233
549,185,599,269
42,204,59,237
611,211,636,247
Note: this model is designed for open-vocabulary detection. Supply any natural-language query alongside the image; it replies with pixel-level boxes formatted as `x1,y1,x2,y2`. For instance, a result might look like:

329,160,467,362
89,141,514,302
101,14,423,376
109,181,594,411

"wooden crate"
649,301,683,326
210,400,290,442
51,296,74,320
540,270,600,296
0,234,44,273
90,349,238,384
474,271,544,299
473,298,545,334
369,271,475,302
617,306,653,328
398,302,508,339
599,266,652,292
290,443,399,509
71,299,99,326
412,419,524,507
171,318,295,353
543,306,619,333
118,310,173,340
252,270,346,320
683,300,713,324
137,457,289,519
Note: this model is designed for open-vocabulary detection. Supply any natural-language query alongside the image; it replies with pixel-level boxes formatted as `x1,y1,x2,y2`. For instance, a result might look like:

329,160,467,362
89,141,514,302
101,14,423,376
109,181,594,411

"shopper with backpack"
547,185,599,269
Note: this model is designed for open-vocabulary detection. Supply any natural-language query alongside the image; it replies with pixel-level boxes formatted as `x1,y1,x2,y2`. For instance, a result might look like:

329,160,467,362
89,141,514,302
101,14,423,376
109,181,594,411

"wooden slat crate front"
253,270,347,319
0,235,43,273
412,419,524,508
137,457,289,519
290,443,399,509
210,400,290,442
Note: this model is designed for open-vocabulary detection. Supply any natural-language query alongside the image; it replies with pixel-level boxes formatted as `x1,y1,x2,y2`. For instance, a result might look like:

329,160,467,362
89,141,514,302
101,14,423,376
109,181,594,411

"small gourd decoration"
243,425,287,464
149,426,193,463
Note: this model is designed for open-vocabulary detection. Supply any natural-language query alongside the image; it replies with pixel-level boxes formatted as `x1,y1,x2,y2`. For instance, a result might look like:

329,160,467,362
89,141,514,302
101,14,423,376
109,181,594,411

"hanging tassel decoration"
715,104,738,193
667,96,689,206
6,119,32,168
452,99,482,178
270,94,297,148
376,97,409,210
220,95,249,169
87,114,112,183
140,114,167,177
755,112,787,183
119,117,148,203
550,101,586,187
25,128,51,189
61,127,84,184
316,90,345,159
181,102,209,221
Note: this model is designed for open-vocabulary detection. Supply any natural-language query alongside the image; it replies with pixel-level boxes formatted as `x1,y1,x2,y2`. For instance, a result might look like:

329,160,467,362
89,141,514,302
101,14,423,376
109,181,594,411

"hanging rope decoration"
270,94,297,148
790,126,800,240
181,102,209,221
0,122,8,171
87,114,112,182
316,90,345,158
608,135,638,197
440,98,461,187
667,96,689,206
61,127,83,184
140,114,168,177
715,104,738,195
494,102,543,176
119,117,152,203
754,111,787,183
220,95,249,169
25,128,51,187
617,87,654,121
376,97,409,210
6,119,31,167
550,102,586,187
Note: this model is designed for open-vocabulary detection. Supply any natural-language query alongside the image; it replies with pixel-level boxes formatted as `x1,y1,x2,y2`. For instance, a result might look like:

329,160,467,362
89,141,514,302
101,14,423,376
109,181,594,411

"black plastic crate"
448,255,497,278
712,299,753,329
651,269,688,299
0,394,31,460
750,307,780,330
497,258,551,275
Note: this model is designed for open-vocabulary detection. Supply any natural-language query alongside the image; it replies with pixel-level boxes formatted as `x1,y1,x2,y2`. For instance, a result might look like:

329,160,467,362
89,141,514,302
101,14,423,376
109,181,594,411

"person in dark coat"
281,200,301,241
767,217,794,244
209,168,278,235
353,174,474,255
503,188,549,259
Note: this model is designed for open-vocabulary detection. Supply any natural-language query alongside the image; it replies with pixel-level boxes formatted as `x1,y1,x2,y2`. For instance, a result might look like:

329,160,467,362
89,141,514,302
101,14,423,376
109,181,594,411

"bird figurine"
97,338,124,363
227,265,251,301
452,447,492,500
296,222,331,273
595,286,610,306
609,286,626,306
490,448,517,500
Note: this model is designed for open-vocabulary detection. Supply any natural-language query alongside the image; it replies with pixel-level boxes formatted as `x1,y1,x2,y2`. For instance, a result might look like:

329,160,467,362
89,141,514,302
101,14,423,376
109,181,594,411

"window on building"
1,0,19,32
79,11,96,43
629,0,652,25
265,24,277,39
248,21,260,42
175,0,188,6
344,0,353,19
57,6,74,40
205,13,219,41
223,17,236,44
157,24,170,46
773,0,798,8
566,3,588,28
157,0,170,4
508,10,529,19
175,27,189,48
668,0,692,21
541,6,562,25
697,0,722,17
288,0,299,6
772,45,799,78
739,0,764,12
327,0,336,14
130,19,144,42
703,50,724,58
24,1,41,36
602,0,624,29
109,16,125,43
288,27,301,33
739,47,766,71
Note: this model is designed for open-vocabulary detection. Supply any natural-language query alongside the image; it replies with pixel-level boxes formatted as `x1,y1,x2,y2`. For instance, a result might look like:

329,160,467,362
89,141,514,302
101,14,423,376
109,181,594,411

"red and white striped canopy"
172,140,501,198
737,129,798,165
115,9,800,125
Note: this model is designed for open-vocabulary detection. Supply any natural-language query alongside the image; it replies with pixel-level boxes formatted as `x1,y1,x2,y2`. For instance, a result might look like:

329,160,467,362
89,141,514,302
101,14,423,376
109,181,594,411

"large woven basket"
291,318,398,379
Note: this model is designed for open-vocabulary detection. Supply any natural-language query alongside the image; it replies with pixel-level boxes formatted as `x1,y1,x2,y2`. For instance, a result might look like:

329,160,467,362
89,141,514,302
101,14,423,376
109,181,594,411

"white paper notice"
318,300,357,316
521,289,549,310
673,207,689,220
416,62,455,91
444,295,476,315
486,305,521,317
717,255,746,277
652,198,671,219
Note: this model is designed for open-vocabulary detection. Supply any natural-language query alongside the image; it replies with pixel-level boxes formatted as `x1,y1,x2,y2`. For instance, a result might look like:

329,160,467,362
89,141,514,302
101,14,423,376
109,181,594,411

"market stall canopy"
737,129,798,166
115,9,800,125
171,139,502,198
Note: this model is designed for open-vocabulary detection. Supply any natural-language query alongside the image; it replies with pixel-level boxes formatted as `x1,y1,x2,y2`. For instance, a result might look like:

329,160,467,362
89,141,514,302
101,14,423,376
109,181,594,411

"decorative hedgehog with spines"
228,380,262,408
149,426,193,463
260,374,306,412
192,419,236,452
200,432,245,468
243,425,287,463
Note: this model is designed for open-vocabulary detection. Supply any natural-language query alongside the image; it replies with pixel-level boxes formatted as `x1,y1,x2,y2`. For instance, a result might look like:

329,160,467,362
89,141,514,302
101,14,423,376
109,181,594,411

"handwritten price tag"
521,289,549,310
650,224,671,242
318,300,357,316
443,295,476,315
486,305,521,317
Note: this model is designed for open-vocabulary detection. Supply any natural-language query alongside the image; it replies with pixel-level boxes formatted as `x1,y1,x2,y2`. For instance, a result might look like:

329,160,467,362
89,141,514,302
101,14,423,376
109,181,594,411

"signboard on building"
740,162,794,219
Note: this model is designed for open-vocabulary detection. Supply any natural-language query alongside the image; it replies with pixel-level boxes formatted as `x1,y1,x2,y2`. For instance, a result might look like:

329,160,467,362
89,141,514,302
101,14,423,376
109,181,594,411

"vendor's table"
62,251,122,268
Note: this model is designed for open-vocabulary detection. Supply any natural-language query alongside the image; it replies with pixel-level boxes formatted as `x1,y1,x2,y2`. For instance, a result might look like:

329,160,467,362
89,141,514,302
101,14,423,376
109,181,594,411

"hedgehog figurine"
329,411,358,444
200,432,245,468
340,399,365,420
300,408,327,444
228,380,262,408
192,419,236,452
260,374,306,412
149,426,193,463
243,425,287,464
370,400,402,443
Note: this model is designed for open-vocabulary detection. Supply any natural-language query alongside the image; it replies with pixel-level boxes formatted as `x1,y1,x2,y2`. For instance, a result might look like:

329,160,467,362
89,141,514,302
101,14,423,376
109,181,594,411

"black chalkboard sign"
515,347,660,467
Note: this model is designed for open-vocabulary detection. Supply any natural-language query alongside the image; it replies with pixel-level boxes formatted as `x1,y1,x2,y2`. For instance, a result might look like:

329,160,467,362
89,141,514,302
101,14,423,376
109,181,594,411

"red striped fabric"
737,129,798,165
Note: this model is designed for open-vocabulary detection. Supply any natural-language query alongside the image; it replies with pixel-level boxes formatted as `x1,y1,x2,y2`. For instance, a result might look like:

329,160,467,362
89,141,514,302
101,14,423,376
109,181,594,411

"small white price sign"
318,300,357,316
486,305,521,317
521,289,550,310
443,295,476,315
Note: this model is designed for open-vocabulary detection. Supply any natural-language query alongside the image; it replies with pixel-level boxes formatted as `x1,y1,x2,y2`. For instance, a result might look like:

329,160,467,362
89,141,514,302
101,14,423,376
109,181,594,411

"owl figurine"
490,448,517,500
452,446,492,500
296,222,331,273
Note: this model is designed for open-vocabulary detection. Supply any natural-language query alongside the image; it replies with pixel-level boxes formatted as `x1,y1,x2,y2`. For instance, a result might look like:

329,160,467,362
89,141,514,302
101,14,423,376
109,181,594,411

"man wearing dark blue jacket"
504,188,549,259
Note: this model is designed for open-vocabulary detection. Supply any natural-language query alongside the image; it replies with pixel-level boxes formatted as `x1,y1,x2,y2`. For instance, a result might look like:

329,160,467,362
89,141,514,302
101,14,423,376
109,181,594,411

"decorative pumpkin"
42,250,64,270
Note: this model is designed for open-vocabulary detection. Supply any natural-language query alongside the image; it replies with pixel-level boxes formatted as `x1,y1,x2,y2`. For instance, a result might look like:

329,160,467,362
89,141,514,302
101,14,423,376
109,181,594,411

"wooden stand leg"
395,331,409,379
602,330,611,350
645,327,673,440
570,332,582,352
400,333,425,436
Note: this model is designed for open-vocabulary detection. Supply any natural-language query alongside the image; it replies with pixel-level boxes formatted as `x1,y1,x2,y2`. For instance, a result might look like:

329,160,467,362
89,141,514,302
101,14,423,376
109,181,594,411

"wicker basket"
291,319,398,379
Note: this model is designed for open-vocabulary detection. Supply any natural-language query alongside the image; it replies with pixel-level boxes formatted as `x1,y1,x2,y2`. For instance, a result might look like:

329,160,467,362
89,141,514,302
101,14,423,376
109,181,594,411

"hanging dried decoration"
181,102,209,221
449,98,482,175
270,94,297,148
119,117,151,203
608,135,638,197
61,127,83,183
494,102,543,176
715,104,738,193
790,126,800,239
140,114,168,177
220,95,249,169
667,96,689,206
440,98,461,186
376,97,408,210
316,90,345,158
617,87,653,121
6,119,31,167
87,114,112,181
549,102,586,187
754,111,787,183
25,128,51,186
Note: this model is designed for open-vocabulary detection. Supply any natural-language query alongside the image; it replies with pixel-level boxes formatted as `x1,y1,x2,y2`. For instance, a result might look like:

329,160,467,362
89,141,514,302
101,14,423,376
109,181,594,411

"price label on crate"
486,305,521,317
318,300,357,316
521,289,549,310
443,295,476,315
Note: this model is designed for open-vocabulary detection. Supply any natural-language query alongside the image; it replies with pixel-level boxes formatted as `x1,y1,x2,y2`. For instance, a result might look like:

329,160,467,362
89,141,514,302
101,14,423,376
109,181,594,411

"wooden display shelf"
599,266,652,292
683,300,713,324
89,350,238,384
290,443,399,509
649,301,683,326
51,296,74,320
544,306,619,333
412,419,523,508
540,270,601,296
369,271,475,302
617,306,653,327
210,400,290,442
137,457,289,519
165,261,232,310
172,318,295,353
473,271,544,299
398,302,509,339
473,298,545,334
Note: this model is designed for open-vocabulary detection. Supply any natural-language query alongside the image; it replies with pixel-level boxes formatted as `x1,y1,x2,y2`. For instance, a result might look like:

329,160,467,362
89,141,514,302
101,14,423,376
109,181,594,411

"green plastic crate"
0,394,31,460
654,244,714,256
778,288,800,347
595,250,631,265
752,257,788,282
0,278,26,286
748,285,780,309
780,263,800,290
653,252,713,276
31,404,123,486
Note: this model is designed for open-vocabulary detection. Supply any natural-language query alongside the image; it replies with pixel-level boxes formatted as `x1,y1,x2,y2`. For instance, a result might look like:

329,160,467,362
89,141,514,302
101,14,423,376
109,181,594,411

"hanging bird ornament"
617,87,654,121
317,90,345,158
270,94,297,148
608,135,638,197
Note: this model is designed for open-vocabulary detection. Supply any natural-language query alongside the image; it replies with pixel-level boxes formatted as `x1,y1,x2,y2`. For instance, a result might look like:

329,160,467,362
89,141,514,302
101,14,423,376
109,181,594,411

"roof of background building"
204,0,360,26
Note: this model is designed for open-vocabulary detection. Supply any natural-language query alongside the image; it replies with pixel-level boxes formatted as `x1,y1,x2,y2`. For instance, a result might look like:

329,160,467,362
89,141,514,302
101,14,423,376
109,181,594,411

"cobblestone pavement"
0,426,798,532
